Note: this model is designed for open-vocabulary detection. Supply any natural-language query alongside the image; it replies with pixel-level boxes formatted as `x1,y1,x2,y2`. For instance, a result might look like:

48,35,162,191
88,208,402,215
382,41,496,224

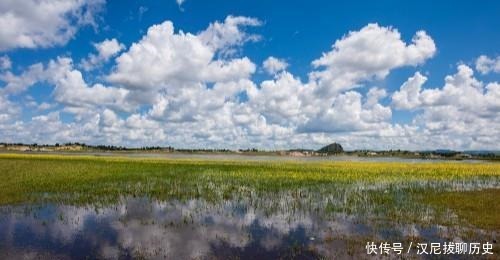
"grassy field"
0,153,499,229
1,153,499,258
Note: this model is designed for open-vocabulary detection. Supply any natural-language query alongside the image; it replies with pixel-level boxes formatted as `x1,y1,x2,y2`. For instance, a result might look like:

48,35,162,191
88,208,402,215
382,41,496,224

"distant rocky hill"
317,143,344,154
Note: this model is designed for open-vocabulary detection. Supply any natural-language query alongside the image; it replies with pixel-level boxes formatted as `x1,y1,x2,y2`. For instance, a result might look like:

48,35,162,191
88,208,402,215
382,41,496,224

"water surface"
0,196,494,259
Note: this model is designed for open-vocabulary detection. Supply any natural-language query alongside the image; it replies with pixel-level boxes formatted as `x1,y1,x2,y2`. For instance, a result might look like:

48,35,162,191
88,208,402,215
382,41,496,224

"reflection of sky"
0,197,493,259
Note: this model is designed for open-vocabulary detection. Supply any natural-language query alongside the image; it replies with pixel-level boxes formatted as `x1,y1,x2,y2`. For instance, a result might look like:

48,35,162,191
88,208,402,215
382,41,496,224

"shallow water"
0,196,495,259
159,154,487,163
7,150,488,163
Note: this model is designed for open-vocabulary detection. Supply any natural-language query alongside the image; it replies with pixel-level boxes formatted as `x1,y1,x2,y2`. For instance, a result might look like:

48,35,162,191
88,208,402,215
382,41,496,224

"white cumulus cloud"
0,55,11,70
310,23,436,97
80,38,125,71
391,72,428,110
3,18,499,150
475,55,500,74
392,65,500,149
107,16,259,104
262,57,288,75
0,0,105,51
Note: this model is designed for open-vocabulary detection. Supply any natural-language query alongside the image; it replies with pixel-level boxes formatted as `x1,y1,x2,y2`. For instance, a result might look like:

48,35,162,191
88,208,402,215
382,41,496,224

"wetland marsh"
0,154,498,259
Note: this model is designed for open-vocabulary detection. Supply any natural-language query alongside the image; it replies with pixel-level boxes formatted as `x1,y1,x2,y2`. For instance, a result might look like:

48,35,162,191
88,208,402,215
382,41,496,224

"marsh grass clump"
423,189,500,230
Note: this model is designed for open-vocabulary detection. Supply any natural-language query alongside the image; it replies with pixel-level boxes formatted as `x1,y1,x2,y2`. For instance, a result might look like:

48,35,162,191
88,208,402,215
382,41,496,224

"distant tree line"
176,148,232,153
238,148,259,152
0,142,498,159
0,142,174,151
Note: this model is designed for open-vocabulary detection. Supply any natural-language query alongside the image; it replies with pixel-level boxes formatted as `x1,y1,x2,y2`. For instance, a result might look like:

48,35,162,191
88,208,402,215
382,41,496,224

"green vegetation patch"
0,153,499,229
424,189,500,230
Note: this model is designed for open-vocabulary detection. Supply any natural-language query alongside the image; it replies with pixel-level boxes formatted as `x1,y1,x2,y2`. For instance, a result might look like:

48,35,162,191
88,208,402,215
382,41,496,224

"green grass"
0,153,499,230
425,189,500,230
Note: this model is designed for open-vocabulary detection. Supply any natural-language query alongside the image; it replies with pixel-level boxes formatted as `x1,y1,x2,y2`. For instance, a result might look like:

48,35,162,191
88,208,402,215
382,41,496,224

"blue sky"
0,0,499,150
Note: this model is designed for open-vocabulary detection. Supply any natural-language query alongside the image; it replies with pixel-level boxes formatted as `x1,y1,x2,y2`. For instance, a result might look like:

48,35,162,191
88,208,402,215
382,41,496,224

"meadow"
0,153,498,258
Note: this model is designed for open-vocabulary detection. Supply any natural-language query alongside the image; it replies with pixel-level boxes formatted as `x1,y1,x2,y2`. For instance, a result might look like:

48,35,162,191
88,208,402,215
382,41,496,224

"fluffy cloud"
0,62,45,95
251,24,435,136
198,16,262,56
299,88,392,133
0,93,20,124
48,57,131,113
0,0,105,51
475,55,500,74
2,18,499,150
310,23,435,97
391,72,428,110
107,17,259,103
0,55,11,70
108,20,214,90
393,65,489,111
393,65,500,149
0,56,131,115
262,57,288,75
80,38,125,71
246,72,309,125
